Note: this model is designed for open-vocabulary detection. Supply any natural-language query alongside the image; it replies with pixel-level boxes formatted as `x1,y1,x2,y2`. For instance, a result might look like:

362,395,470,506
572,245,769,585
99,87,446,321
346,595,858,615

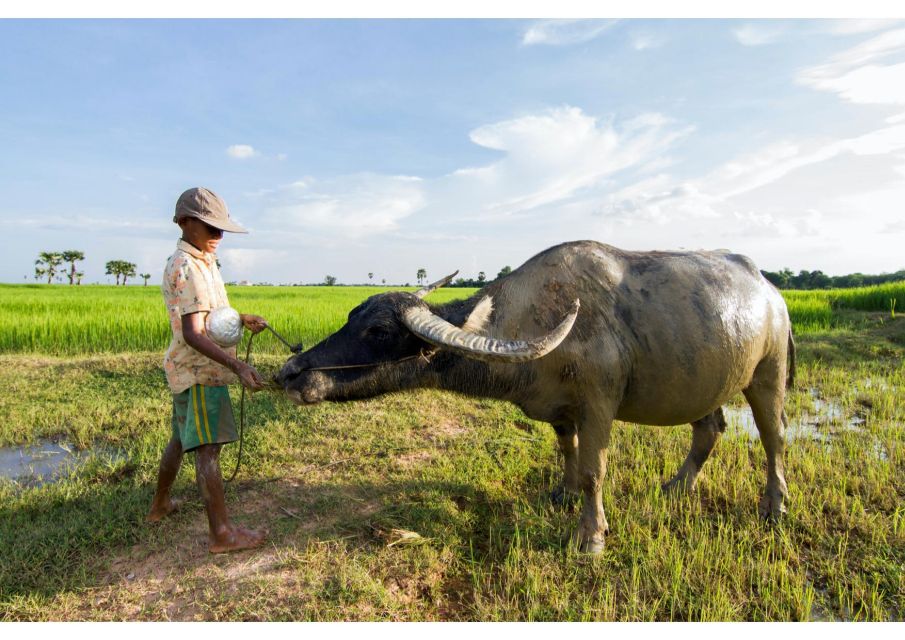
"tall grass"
0,284,475,355
784,282,905,331
1,281,903,355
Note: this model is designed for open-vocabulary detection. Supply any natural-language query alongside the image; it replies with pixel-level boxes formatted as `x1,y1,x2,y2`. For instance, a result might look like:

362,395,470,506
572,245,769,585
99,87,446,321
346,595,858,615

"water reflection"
0,439,124,487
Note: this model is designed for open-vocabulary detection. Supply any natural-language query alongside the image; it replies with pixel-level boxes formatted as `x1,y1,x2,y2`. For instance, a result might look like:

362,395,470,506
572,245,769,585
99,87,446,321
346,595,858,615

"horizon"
4,18,905,286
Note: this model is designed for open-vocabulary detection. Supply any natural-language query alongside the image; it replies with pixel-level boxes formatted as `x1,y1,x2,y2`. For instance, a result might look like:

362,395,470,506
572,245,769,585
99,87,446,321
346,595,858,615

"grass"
784,282,905,332
0,284,477,356
0,284,903,620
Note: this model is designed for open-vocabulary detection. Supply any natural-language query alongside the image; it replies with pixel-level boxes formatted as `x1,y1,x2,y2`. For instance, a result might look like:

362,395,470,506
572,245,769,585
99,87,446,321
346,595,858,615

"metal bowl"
205,306,243,347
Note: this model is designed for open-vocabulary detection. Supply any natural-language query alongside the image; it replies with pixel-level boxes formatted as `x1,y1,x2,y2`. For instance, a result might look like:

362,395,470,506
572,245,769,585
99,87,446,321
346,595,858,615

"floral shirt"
162,239,238,394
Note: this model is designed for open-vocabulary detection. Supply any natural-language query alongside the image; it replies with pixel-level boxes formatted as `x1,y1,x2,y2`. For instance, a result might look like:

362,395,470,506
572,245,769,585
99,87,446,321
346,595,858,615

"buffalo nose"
276,359,304,386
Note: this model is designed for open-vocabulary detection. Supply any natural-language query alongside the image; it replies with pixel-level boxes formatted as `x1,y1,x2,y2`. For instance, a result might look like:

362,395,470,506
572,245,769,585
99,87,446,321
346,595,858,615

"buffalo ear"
461,296,493,333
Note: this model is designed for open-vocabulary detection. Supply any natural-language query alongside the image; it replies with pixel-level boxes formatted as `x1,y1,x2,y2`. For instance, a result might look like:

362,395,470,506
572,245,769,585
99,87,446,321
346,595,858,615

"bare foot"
209,526,267,554
146,497,183,522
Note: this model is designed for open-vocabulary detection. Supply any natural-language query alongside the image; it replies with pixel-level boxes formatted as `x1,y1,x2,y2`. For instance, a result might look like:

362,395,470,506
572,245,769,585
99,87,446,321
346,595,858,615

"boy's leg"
194,443,265,553
147,435,184,522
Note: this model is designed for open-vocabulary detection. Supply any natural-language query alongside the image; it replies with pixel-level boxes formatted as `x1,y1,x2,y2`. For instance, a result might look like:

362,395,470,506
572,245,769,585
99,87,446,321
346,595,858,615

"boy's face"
179,217,224,254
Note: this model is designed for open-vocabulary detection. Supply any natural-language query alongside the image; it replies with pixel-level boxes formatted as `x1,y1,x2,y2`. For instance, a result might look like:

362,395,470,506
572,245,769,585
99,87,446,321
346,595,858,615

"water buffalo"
277,240,794,553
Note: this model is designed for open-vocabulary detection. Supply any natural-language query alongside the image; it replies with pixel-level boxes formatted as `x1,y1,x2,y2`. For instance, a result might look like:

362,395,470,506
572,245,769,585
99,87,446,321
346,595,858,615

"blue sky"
2,17,905,285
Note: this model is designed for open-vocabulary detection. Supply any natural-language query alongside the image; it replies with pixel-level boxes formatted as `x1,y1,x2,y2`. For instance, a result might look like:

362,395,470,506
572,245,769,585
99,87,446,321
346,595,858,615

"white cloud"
732,23,785,46
798,28,905,108
445,107,692,221
226,144,259,159
218,248,291,280
733,20,902,48
822,19,903,36
728,209,824,238
522,19,618,46
263,173,425,238
595,176,722,224
630,31,665,51
599,119,905,221
13,214,170,234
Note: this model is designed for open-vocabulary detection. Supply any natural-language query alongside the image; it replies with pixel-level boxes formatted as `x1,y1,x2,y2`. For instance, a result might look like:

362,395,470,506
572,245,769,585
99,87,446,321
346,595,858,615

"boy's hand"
240,314,268,335
235,362,267,390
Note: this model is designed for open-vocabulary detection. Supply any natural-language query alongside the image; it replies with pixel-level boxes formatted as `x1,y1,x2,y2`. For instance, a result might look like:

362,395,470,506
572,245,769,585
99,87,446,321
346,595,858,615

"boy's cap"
173,187,248,233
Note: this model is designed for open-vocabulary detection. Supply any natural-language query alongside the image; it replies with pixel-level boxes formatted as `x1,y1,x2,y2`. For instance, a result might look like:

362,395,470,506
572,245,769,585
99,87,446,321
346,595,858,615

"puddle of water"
0,439,125,487
722,390,885,459
860,378,889,392
723,406,759,439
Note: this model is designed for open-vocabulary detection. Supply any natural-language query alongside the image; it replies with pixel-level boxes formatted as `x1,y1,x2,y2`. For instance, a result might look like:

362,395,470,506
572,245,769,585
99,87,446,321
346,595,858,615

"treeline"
761,268,905,290
447,266,512,288
33,251,152,285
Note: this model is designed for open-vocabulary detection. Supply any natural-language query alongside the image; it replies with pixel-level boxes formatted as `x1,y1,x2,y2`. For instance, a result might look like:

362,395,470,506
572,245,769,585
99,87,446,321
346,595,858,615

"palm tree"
105,260,121,285
122,262,137,285
416,268,427,285
140,273,151,286
105,260,135,285
61,250,85,285
36,252,63,284
368,272,374,284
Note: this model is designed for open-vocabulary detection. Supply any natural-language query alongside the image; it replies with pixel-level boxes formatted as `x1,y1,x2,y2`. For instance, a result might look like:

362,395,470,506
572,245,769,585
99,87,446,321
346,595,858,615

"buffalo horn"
413,271,459,299
402,298,580,363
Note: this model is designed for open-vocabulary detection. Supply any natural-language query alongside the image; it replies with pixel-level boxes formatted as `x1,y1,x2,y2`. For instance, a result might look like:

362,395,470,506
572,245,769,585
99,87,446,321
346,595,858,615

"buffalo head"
276,272,579,405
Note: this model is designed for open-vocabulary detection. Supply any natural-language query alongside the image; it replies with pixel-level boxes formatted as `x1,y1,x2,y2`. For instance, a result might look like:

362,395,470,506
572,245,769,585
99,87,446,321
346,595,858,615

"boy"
147,187,268,553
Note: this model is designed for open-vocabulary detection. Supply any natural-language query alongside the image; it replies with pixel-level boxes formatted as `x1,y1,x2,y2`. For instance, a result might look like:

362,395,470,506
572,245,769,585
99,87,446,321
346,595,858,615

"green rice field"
0,281,903,621
0,283,475,356
1,281,903,355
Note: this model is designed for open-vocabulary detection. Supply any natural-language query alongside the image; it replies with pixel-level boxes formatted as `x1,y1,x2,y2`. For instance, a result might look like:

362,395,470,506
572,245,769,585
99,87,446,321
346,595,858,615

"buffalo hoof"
550,485,581,510
661,475,695,495
758,492,787,521
577,532,607,554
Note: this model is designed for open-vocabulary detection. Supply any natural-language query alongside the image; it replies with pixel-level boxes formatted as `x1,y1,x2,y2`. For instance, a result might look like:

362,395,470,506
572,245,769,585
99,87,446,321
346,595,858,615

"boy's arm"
182,312,266,390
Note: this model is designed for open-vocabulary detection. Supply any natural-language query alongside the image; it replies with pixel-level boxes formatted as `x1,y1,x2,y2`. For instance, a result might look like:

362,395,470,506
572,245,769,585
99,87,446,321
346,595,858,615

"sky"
2,15,905,285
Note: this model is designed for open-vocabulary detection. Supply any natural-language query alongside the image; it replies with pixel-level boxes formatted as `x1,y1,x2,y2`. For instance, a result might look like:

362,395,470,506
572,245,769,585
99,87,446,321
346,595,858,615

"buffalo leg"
575,404,613,553
744,369,788,520
662,407,726,494
551,422,581,508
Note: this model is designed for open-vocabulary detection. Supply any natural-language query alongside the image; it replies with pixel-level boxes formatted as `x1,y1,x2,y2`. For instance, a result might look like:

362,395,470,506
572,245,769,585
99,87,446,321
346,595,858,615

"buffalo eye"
366,326,392,341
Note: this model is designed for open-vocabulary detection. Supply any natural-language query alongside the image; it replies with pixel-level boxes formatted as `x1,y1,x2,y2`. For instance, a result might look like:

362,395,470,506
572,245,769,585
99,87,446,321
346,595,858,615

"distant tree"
778,268,794,288
75,271,84,286
61,250,85,285
477,271,486,285
381,278,386,285
496,265,512,280
105,260,120,285
416,268,427,285
324,275,337,286
34,264,46,282
121,262,137,285
105,260,136,285
36,252,63,284
140,273,151,286
368,272,374,284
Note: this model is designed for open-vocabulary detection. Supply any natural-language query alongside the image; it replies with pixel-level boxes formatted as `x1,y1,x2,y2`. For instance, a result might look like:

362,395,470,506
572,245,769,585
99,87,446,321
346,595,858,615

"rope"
223,328,434,483
225,330,255,483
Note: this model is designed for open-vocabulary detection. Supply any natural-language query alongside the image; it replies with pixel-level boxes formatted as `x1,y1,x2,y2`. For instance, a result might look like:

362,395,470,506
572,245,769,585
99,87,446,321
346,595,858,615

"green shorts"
171,385,238,452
